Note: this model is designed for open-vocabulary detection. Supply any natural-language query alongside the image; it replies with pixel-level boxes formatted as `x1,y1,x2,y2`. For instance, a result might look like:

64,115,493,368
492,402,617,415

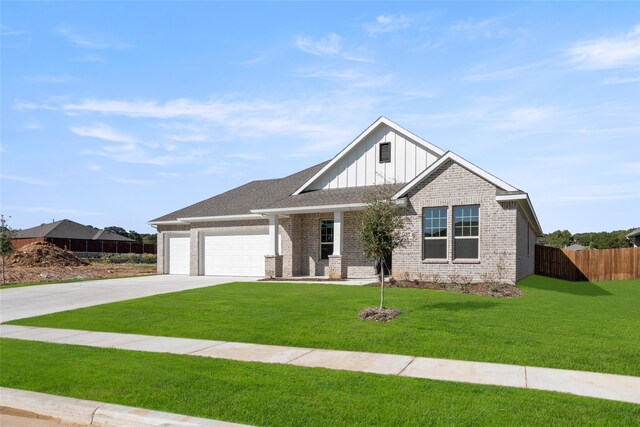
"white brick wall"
157,161,536,282
393,160,523,283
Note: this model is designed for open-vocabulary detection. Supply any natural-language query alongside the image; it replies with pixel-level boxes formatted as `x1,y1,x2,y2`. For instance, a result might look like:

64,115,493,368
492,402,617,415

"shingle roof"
258,183,406,211
14,219,134,241
627,228,640,238
150,161,330,222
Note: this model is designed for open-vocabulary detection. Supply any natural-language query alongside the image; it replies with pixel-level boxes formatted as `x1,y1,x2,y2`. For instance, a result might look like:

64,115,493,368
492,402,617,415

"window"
453,205,479,259
379,142,391,163
320,220,334,260
423,207,447,259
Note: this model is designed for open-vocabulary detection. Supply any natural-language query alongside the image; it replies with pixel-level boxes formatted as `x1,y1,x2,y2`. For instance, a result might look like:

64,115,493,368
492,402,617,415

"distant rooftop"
14,219,134,242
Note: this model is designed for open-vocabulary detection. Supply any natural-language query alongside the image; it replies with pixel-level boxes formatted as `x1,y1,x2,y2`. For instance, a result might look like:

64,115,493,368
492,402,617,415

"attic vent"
379,142,391,163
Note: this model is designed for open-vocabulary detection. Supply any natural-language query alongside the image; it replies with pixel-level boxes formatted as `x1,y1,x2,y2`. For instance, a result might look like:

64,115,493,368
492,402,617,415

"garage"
201,229,269,276
166,236,190,275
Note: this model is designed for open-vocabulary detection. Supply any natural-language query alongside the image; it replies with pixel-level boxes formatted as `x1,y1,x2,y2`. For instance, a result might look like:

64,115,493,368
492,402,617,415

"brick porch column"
265,255,283,278
328,255,347,279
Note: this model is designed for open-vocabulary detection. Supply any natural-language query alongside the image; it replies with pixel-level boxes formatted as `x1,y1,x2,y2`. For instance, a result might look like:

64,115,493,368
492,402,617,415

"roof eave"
251,199,406,215
496,193,543,236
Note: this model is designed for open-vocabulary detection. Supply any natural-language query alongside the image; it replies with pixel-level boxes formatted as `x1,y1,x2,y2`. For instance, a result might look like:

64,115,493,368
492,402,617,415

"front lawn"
1,339,638,426
8,275,640,376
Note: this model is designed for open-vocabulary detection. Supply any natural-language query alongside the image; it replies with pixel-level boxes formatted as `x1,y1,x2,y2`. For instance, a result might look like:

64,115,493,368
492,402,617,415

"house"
150,117,542,283
627,228,640,247
13,219,139,253
565,244,587,251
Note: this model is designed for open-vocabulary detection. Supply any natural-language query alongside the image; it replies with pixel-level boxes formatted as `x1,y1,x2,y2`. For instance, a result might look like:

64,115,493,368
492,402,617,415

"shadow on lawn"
522,277,612,297
427,301,500,311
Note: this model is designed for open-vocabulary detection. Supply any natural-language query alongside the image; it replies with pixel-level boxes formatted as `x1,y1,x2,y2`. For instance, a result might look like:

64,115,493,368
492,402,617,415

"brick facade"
156,161,535,282
392,160,527,283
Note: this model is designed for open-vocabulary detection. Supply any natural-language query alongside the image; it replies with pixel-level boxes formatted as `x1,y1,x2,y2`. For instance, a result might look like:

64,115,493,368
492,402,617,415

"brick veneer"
157,160,536,282
392,159,524,283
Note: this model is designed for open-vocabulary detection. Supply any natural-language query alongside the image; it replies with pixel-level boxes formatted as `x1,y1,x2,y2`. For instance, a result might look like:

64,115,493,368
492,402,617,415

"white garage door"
202,230,269,276
167,236,190,275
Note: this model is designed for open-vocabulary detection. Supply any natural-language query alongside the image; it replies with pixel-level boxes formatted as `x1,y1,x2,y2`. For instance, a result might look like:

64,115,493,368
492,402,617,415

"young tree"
0,215,15,285
358,186,407,309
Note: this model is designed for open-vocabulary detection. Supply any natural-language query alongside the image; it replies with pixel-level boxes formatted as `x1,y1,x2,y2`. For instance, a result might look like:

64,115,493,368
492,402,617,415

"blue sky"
2,1,639,234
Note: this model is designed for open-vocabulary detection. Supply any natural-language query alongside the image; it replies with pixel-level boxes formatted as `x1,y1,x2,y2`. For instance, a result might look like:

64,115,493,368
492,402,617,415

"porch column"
265,214,283,278
268,214,279,256
329,211,347,279
333,211,343,255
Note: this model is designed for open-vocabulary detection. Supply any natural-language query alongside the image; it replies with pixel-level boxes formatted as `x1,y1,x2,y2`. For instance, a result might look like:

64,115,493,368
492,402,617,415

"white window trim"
320,219,334,260
453,205,480,261
422,207,448,261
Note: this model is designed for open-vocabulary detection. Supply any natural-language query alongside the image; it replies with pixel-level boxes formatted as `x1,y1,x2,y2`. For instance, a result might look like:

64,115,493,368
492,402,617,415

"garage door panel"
167,236,190,275
203,231,269,276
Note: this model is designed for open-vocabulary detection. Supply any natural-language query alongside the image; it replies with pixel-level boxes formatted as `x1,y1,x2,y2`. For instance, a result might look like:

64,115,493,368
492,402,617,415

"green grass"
1,338,637,426
9,275,640,375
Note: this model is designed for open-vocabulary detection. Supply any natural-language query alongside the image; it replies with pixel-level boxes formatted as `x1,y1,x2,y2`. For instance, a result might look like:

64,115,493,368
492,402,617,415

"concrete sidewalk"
0,387,250,427
2,325,638,405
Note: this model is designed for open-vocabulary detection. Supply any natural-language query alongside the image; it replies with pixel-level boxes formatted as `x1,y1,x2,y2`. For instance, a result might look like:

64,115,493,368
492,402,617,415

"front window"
454,205,479,259
423,207,447,259
320,220,334,260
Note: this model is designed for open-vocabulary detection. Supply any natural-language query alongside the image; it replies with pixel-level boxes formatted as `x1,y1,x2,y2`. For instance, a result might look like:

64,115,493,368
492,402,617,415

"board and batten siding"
309,123,440,190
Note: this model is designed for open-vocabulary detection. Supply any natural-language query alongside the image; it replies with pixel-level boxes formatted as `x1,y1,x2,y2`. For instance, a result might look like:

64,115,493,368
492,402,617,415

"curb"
0,387,250,427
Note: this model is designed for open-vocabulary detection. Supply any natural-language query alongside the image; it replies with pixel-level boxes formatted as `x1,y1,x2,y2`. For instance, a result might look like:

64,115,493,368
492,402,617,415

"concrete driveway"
0,275,253,323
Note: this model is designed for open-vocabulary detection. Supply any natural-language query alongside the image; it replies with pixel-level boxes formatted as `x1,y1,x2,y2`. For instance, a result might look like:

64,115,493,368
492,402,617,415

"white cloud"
296,33,343,57
25,74,71,84
449,18,512,39
463,61,547,81
69,123,137,143
75,54,107,63
86,164,102,172
603,75,640,84
567,24,640,70
13,101,40,111
1,174,55,186
364,15,412,34
296,67,392,88
1,26,27,36
56,26,131,50
21,122,41,130
224,152,264,161
166,133,210,142
111,177,157,185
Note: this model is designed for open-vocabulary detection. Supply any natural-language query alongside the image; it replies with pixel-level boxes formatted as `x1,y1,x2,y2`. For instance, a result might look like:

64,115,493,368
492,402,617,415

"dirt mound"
9,242,89,267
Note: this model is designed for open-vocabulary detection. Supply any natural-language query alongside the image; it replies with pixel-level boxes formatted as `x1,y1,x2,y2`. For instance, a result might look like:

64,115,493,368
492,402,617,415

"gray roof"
151,161,330,222
565,244,586,251
260,183,406,210
626,228,640,238
14,219,134,241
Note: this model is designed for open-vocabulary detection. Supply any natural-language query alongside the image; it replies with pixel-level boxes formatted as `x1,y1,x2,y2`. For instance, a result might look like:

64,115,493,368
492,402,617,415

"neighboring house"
150,117,542,282
565,244,587,251
627,228,640,247
12,219,140,253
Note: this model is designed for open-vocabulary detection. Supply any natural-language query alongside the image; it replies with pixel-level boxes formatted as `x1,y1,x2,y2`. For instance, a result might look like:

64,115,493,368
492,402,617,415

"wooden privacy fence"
535,245,640,282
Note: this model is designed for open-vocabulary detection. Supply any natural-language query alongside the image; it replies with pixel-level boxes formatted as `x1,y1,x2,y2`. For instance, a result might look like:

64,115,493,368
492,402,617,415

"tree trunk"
379,255,384,309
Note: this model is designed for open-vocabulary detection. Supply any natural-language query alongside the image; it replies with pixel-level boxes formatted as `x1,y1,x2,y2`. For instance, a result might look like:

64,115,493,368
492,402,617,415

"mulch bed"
367,279,523,298
358,307,401,322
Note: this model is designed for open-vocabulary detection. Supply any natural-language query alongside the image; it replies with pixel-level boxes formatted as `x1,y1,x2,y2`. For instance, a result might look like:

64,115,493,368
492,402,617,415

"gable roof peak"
292,116,445,196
